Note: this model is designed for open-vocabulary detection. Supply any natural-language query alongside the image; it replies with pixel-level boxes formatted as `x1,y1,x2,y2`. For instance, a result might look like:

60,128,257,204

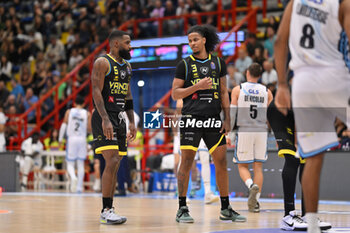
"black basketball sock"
299,163,306,216
282,155,300,216
220,196,229,210
102,197,113,211
179,196,187,208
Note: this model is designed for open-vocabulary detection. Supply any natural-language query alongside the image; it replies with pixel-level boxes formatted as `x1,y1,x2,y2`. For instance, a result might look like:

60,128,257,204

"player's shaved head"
108,30,129,45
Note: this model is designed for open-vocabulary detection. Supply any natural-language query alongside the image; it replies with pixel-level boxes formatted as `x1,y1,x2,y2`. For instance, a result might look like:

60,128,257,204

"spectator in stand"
43,13,57,44
0,106,6,152
106,0,119,23
138,8,153,38
6,105,18,138
10,78,25,103
246,32,264,58
57,60,68,77
267,16,279,33
23,87,39,123
0,54,12,82
150,0,165,36
39,89,54,119
45,34,66,64
199,0,216,26
264,25,277,58
7,42,20,67
252,47,266,67
79,20,91,45
33,15,46,38
115,5,127,28
68,48,83,70
235,48,253,74
4,94,19,114
261,59,277,87
0,5,6,24
226,64,245,96
163,0,177,36
32,62,48,96
187,0,201,26
66,27,76,52
0,80,9,107
97,17,109,44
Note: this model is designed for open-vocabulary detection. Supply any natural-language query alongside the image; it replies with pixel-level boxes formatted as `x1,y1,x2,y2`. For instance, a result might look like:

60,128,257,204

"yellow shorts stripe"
278,149,296,157
209,134,225,154
119,151,127,156
278,149,305,164
95,145,119,154
180,145,198,152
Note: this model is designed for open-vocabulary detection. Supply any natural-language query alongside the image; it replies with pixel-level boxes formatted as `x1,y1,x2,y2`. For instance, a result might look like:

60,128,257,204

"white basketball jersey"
289,0,350,71
237,82,268,129
67,108,88,138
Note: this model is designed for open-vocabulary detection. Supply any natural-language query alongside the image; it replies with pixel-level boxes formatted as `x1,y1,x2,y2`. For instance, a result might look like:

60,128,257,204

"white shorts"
173,134,181,155
0,135,5,152
292,67,350,158
233,129,268,163
66,137,87,161
195,139,208,160
197,139,208,152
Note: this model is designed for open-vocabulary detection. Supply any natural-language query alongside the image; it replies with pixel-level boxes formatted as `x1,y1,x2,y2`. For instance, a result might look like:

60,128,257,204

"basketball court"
1,192,350,233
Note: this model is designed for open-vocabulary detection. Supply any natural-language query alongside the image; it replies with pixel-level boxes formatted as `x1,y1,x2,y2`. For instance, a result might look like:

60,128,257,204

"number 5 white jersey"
289,0,350,71
237,82,268,129
67,108,88,138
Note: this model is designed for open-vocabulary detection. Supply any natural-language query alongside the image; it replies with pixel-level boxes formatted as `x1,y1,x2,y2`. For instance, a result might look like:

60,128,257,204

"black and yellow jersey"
97,54,132,113
175,54,227,117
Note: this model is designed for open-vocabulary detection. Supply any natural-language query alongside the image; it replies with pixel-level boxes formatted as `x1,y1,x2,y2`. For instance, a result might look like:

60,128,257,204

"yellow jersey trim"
209,134,225,154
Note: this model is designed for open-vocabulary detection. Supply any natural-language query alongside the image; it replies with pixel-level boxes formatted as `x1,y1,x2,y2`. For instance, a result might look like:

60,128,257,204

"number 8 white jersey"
289,0,350,71
67,108,88,138
237,82,268,129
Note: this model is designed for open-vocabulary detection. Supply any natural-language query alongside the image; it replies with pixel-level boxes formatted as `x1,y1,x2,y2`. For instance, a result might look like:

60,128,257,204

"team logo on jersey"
248,89,259,94
200,67,209,75
192,93,198,100
214,92,219,99
108,96,114,103
120,70,126,79
210,62,215,69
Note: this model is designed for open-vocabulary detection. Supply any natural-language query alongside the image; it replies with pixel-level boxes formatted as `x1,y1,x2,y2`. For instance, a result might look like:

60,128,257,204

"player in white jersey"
59,96,91,192
230,63,273,213
274,1,350,232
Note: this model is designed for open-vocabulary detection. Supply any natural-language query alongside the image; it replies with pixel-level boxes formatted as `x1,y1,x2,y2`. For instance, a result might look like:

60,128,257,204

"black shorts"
179,115,226,154
92,110,127,156
267,99,296,157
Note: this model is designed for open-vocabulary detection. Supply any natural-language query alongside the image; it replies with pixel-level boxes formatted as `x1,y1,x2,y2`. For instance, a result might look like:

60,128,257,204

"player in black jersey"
172,25,246,223
91,30,136,225
267,98,308,230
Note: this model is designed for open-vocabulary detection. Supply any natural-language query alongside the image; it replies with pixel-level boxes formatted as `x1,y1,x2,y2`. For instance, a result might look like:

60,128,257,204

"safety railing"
215,7,258,64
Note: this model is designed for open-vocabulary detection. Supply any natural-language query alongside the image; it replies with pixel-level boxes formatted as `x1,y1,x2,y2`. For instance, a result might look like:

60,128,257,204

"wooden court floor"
0,192,350,233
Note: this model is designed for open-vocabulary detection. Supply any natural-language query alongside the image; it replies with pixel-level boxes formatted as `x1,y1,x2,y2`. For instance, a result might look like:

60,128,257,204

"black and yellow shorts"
267,100,305,163
179,115,226,154
92,110,127,156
